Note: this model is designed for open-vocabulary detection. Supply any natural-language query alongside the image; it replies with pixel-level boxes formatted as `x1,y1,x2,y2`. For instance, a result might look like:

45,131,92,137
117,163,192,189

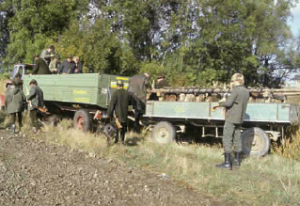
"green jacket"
5,85,26,114
107,89,139,123
32,58,51,75
127,74,151,103
219,85,249,124
26,85,44,110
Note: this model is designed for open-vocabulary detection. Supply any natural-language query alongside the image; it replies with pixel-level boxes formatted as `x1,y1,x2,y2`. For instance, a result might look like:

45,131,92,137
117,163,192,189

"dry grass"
274,124,300,161
18,119,300,206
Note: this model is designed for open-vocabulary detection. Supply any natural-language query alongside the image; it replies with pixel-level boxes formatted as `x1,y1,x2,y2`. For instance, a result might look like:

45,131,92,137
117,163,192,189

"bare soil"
0,130,225,206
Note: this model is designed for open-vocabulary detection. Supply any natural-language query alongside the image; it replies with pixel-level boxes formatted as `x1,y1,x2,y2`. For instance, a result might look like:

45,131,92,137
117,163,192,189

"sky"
289,3,300,37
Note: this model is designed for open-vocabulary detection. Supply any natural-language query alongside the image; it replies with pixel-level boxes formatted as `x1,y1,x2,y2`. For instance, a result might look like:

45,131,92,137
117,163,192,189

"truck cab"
10,63,34,80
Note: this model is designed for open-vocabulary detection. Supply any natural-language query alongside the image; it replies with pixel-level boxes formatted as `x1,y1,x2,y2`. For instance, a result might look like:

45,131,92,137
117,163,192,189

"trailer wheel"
241,127,270,157
151,121,176,144
73,110,92,132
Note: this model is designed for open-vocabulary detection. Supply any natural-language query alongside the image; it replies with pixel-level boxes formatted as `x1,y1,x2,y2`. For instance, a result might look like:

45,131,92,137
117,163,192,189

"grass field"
20,119,300,206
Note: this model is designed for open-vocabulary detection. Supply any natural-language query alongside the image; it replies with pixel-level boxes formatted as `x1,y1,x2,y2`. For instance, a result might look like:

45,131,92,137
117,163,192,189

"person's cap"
231,73,244,82
116,80,124,86
29,79,38,85
48,45,55,50
157,73,165,79
67,54,73,59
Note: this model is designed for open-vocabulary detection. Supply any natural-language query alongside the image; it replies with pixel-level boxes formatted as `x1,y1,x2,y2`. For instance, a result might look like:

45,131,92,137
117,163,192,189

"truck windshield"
11,64,34,79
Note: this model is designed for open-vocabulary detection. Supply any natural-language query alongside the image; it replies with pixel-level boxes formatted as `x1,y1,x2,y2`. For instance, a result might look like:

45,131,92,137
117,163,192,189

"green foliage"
3,0,89,63
0,72,9,80
0,0,299,86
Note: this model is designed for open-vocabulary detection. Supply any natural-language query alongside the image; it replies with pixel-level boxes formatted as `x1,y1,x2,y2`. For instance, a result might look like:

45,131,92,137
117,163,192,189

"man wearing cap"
215,73,249,169
107,80,140,144
26,79,45,133
127,73,151,132
40,45,55,66
31,55,52,75
155,74,169,89
58,55,75,74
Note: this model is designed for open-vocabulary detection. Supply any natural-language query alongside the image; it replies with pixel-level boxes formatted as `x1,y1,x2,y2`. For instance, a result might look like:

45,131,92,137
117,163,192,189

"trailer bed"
145,101,299,126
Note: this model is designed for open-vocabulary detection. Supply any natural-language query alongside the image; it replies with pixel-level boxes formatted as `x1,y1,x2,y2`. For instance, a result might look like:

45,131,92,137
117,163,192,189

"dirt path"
0,130,225,206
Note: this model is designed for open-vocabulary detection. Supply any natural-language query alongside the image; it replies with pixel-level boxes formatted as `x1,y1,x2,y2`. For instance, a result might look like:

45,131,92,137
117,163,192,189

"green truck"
23,74,129,131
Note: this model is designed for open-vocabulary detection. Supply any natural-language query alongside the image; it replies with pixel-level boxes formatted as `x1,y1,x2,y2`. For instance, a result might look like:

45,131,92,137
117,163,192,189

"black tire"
241,127,270,157
151,121,176,144
73,110,92,132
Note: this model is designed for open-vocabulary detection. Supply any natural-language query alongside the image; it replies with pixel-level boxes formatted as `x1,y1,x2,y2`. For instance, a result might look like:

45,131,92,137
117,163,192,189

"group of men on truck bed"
3,43,250,169
32,45,83,75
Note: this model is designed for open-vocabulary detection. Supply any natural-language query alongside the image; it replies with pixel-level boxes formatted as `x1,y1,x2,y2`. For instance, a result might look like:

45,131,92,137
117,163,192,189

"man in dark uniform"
58,55,75,74
155,74,169,89
31,55,52,75
107,80,139,143
5,80,26,134
215,73,249,169
26,79,45,133
127,72,151,132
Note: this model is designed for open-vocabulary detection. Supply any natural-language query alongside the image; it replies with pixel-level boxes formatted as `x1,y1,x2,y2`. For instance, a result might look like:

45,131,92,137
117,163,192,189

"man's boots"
216,153,231,170
233,152,242,168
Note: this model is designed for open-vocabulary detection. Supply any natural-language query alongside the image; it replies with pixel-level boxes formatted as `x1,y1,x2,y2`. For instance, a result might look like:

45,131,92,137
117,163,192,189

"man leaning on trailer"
127,72,151,132
215,73,250,170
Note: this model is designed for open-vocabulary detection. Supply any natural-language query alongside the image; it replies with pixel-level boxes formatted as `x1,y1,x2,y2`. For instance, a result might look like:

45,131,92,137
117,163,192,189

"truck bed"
23,73,129,110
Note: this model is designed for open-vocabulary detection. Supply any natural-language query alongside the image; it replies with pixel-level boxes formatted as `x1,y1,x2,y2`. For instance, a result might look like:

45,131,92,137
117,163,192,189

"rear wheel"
151,121,176,144
73,110,92,132
241,127,270,157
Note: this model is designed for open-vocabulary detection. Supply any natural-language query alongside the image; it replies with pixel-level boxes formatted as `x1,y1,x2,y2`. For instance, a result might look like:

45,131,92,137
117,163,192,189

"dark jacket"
32,58,51,75
107,89,138,123
155,79,169,89
73,61,83,73
5,85,26,114
26,85,44,110
58,60,75,74
127,74,151,103
219,85,250,124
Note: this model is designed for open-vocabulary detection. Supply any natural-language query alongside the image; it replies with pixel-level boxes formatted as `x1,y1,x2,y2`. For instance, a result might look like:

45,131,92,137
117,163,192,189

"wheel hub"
76,116,85,130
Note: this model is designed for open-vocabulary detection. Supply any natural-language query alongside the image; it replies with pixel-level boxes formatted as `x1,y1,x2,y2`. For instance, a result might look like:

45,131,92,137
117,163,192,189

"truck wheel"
151,121,176,144
241,127,270,157
73,110,92,132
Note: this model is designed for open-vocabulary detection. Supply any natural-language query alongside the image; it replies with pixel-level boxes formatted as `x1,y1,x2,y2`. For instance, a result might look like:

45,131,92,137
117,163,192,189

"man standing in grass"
5,80,26,134
108,80,140,144
216,73,249,169
26,79,45,133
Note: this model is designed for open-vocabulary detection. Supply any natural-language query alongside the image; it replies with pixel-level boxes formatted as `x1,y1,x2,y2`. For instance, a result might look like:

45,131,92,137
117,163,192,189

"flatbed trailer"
143,100,299,157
